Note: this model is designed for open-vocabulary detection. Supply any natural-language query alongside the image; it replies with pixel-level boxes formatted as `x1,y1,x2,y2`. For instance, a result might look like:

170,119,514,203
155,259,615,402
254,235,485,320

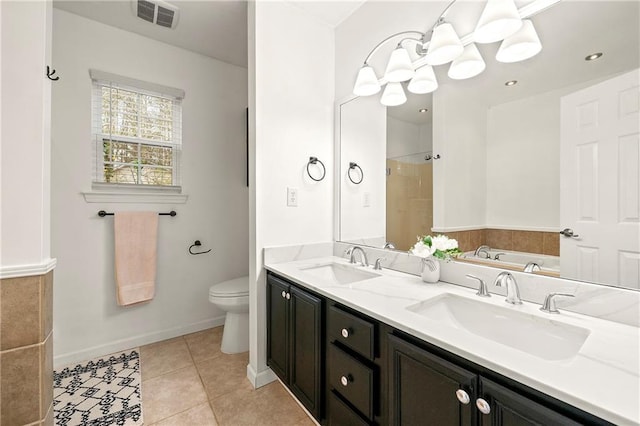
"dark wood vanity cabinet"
388,332,609,426
266,272,611,426
266,273,323,420
478,377,582,426
388,334,477,425
326,304,384,425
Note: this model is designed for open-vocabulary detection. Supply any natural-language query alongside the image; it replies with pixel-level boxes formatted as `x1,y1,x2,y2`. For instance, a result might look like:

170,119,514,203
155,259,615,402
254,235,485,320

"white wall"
432,83,487,231
486,89,561,230
387,117,432,161
51,9,248,365
340,96,386,243
249,1,335,387
1,0,53,272
485,77,621,231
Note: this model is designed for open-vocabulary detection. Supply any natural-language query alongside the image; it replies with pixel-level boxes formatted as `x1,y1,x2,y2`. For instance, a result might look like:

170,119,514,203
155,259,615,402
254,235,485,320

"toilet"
209,276,249,354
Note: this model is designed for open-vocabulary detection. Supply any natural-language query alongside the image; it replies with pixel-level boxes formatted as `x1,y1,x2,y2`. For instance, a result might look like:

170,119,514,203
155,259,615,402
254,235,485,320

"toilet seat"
209,276,249,298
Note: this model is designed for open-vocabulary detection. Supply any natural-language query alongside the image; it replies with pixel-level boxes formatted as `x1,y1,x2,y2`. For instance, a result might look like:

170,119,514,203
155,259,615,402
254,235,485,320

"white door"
560,69,640,289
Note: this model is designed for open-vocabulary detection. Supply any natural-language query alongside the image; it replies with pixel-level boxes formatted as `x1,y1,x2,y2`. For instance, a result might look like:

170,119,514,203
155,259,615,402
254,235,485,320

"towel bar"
98,210,177,217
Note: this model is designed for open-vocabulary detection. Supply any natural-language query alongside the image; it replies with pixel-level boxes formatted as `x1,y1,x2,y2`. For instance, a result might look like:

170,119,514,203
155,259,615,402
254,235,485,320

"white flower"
409,240,436,258
431,235,459,251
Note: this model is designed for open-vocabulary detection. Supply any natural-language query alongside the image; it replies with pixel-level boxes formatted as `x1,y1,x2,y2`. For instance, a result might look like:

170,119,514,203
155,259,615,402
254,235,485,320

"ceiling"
53,0,366,68
386,0,640,125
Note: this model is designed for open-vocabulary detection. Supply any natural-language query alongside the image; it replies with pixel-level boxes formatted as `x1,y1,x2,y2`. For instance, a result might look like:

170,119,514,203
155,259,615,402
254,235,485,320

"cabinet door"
289,285,323,419
266,275,289,383
388,334,477,426
479,378,582,426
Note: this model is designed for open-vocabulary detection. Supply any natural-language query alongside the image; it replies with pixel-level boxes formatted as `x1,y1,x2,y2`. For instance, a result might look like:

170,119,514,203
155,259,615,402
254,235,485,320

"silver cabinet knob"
476,398,491,414
341,328,350,338
281,291,286,298
285,292,291,300
340,375,351,386
455,389,470,404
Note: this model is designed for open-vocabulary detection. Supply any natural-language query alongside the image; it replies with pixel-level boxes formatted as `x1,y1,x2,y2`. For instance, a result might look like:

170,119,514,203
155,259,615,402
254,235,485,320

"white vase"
421,258,440,283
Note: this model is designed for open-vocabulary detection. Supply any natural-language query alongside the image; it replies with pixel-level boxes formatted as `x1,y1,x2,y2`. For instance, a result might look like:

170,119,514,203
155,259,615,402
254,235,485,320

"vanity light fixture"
448,43,486,80
384,46,415,82
352,0,559,106
495,19,542,63
407,65,439,94
380,82,407,106
474,0,523,44
505,80,518,86
585,52,603,61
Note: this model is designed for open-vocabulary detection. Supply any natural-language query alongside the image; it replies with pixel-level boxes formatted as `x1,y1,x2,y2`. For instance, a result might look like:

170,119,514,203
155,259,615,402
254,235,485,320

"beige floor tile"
210,381,309,426
196,352,250,400
184,327,224,363
140,338,193,380
142,365,208,424
151,401,218,426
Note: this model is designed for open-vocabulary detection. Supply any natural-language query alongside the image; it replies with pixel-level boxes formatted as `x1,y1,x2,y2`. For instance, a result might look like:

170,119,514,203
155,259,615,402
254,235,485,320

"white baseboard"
54,316,225,368
246,363,277,389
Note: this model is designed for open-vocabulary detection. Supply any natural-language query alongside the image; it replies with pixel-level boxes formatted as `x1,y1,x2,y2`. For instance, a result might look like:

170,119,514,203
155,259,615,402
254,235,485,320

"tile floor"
139,326,315,425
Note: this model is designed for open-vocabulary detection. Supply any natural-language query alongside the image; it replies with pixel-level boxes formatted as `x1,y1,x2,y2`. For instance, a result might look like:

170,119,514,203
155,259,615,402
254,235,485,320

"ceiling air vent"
133,0,179,29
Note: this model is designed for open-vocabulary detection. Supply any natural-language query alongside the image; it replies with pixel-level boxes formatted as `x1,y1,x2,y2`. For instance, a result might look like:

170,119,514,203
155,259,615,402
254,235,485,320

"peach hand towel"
114,212,159,306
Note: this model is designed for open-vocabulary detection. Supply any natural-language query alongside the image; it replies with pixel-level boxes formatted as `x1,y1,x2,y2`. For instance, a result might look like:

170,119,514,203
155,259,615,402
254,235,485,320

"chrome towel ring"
307,157,326,182
348,162,363,184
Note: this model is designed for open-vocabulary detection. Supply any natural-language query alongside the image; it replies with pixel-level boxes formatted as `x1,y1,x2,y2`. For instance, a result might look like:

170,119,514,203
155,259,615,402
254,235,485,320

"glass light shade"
408,65,438,94
474,0,522,44
353,65,381,96
384,47,415,83
425,22,464,66
380,82,407,106
496,20,542,63
448,43,486,80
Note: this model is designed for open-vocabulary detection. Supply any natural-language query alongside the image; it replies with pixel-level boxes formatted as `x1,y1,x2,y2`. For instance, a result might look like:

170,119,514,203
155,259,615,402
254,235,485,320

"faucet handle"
493,252,506,260
374,257,386,270
466,274,490,297
540,293,574,314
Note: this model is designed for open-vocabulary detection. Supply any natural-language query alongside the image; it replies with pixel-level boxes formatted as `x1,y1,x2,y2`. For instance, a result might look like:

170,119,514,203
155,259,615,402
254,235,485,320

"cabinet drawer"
328,391,370,426
328,305,375,360
329,343,374,420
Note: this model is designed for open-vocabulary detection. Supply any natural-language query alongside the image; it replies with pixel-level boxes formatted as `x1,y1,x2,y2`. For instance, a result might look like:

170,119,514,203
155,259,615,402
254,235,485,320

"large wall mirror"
337,0,640,290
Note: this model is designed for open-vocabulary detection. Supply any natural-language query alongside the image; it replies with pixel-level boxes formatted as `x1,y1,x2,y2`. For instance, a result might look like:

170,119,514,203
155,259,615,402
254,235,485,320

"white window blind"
91,71,183,188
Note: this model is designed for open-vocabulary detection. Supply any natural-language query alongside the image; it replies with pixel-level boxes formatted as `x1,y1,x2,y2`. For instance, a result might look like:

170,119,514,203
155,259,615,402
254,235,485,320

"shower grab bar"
98,210,177,217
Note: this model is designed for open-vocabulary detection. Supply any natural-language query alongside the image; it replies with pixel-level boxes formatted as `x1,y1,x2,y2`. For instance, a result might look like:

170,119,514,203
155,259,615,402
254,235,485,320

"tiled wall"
386,160,433,251
1,271,54,426
439,229,560,256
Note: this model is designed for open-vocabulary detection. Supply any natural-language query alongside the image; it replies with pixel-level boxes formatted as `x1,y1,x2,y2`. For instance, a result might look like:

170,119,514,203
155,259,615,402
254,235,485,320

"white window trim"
86,70,187,203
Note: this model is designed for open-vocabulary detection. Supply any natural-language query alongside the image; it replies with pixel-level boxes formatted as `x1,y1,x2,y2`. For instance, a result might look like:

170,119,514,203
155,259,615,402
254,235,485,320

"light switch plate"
287,187,298,207
363,192,371,207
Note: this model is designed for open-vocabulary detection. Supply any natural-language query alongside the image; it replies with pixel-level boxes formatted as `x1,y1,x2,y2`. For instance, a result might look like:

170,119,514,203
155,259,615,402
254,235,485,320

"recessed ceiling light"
505,80,518,86
585,52,603,61
418,108,429,113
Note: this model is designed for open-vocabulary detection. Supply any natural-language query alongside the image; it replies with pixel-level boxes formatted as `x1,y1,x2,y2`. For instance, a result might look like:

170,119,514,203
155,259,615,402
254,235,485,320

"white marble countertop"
265,256,640,426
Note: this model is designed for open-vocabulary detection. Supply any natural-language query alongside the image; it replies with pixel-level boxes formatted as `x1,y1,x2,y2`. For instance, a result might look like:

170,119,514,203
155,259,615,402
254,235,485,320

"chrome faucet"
373,257,386,270
474,245,491,258
494,271,522,305
347,246,369,267
383,242,396,250
523,262,541,273
540,293,574,314
466,274,491,297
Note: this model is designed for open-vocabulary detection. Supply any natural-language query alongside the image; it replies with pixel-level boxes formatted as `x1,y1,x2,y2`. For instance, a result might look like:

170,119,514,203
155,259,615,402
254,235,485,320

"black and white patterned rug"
53,350,143,426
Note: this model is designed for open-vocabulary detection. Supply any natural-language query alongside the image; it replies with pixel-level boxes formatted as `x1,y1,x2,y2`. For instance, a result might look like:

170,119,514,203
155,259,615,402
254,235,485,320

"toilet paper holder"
189,240,212,255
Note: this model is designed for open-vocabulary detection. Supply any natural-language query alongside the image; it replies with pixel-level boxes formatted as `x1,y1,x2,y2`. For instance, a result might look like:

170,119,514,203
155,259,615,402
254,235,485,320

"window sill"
83,183,188,204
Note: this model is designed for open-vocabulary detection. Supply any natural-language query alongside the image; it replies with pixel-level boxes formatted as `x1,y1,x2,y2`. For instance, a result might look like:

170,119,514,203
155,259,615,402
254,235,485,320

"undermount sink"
300,262,380,285
406,294,590,361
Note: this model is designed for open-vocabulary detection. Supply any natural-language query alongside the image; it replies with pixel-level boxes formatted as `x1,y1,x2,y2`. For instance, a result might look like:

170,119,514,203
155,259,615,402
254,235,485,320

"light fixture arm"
362,30,425,65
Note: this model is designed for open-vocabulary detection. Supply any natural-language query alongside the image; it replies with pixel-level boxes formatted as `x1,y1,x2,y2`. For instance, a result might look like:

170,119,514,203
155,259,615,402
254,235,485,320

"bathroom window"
91,70,183,189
